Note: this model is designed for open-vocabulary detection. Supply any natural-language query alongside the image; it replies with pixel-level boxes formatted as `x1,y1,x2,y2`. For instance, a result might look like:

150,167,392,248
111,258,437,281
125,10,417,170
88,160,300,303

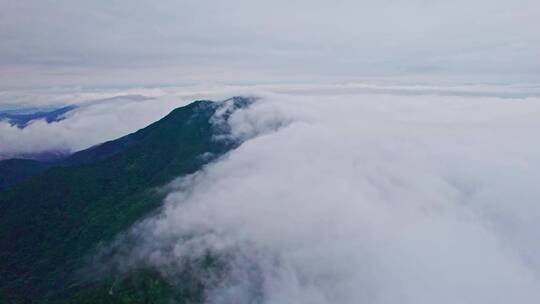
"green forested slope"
0,97,250,303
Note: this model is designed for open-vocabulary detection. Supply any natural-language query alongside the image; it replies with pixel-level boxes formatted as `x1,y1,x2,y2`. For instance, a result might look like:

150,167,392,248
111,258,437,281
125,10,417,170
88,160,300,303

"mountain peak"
0,97,253,302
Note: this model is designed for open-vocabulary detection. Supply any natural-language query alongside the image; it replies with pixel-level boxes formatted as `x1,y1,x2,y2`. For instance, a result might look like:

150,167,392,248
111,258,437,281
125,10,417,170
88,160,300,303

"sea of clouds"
2,84,540,302
90,89,540,304
3,84,540,302
1,83,539,160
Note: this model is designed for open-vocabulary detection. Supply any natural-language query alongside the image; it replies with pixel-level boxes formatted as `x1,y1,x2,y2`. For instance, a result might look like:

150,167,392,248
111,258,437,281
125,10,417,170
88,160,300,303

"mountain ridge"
0,96,253,303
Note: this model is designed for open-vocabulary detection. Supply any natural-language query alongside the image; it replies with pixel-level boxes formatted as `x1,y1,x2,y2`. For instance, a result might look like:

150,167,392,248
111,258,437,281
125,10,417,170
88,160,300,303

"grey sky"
1,0,539,86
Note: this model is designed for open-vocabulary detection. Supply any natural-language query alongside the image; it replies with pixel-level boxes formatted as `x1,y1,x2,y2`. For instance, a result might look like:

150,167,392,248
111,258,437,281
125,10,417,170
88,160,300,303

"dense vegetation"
0,97,251,303
0,159,54,190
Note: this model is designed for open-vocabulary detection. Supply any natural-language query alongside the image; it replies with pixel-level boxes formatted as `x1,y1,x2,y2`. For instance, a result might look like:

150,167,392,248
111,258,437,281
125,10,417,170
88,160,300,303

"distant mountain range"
0,97,252,303
0,105,76,128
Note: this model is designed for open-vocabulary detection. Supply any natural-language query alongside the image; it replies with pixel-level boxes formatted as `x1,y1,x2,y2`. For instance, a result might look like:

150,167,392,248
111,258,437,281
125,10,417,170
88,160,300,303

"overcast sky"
1,0,540,87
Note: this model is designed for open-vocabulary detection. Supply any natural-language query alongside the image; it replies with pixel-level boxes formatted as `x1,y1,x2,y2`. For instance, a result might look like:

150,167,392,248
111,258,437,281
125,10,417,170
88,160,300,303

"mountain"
0,115,142,190
0,159,55,190
0,97,252,303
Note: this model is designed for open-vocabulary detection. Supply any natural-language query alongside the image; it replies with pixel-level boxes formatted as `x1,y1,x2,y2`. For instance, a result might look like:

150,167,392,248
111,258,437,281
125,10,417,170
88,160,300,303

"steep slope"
0,97,251,303
0,159,54,190
0,124,140,190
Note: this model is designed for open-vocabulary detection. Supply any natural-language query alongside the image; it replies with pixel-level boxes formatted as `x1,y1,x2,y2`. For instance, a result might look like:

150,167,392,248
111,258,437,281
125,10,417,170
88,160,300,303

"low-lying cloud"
0,92,203,159
2,83,539,160
100,92,540,303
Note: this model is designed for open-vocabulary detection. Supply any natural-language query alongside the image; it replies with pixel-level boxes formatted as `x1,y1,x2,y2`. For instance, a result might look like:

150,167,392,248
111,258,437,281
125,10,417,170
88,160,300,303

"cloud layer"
0,95,187,159
5,83,539,160
101,92,540,303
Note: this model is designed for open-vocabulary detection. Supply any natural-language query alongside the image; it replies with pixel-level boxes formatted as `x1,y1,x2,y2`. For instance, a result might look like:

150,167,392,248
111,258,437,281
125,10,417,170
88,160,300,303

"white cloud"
0,94,183,159
100,91,540,303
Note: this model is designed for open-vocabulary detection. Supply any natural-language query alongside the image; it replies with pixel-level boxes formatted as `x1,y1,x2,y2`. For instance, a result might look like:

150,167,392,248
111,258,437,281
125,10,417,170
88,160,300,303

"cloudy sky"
1,0,540,87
